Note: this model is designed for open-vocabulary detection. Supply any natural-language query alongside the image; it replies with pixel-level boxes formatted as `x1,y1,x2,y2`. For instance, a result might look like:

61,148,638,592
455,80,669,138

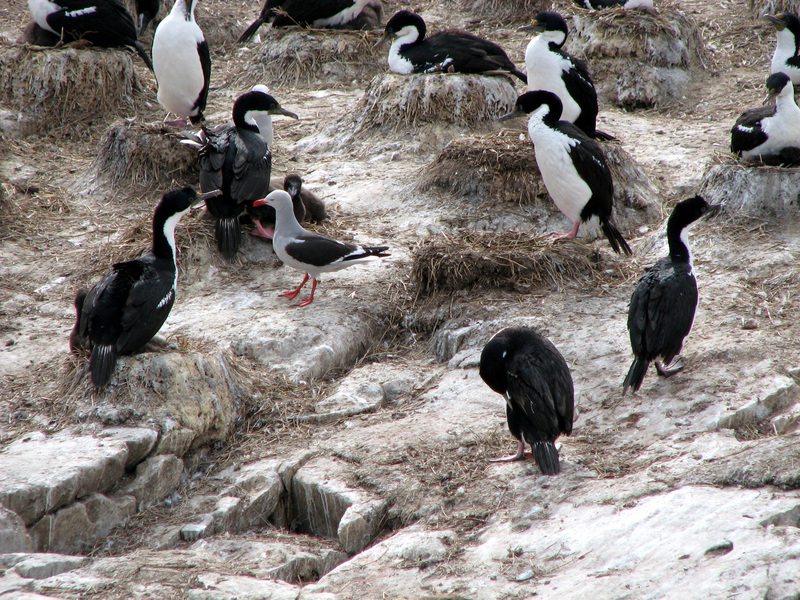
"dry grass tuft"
749,0,800,16
352,73,517,133
238,28,384,88
0,42,141,125
89,120,199,189
569,5,708,109
411,230,613,297
466,0,550,22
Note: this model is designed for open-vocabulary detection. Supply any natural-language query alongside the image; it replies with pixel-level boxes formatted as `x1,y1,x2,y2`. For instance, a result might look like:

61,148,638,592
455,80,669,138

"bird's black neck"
666,222,691,264
232,102,261,133
151,208,178,263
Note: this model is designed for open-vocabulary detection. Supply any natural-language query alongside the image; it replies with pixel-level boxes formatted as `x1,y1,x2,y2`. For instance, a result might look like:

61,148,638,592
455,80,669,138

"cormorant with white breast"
731,72,800,164
519,12,612,140
238,0,381,43
135,0,161,35
70,187,221,389
574,0,653,10
182,86,298,260
27,0,154,70
152,0,210,125
253,190,389,307
500,91,631,255
623,195,721,395
374,10,527,82
247,174,327,239
480,327,574,475
766,12,800,84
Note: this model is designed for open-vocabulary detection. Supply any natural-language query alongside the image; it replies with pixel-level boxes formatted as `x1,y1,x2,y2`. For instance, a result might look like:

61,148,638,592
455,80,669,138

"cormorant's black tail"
133,41,154,72
593,129,616,142
623,357,649,395
511,68,528,84
216,216,242,261
90,344,118,388
238,18,265,43
531,441,560,475
600,218,632,256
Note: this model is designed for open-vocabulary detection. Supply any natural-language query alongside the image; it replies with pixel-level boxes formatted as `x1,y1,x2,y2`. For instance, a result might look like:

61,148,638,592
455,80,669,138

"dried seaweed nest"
569,6,708,109
698,157,800,226
749,0,800,16
411,230,612,296
0,42,141,125
418,129,662,233
354,73,517,132
466,0,549,21
238,28,384,88
89,120,199,190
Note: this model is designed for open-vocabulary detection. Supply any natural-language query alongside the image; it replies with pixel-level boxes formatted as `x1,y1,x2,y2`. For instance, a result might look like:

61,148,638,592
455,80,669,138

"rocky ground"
1,0,800,598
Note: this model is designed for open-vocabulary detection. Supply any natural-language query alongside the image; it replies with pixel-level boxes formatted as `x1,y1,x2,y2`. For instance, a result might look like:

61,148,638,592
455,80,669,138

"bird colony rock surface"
699,162,800,225
239,28,384,88
569,8,707,110
0,44,140,126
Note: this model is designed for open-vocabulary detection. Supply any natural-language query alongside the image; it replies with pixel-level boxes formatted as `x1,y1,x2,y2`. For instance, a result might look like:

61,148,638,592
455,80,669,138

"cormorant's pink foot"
655,357,684,377
251,220,274,239
551,222,581,240
490,440,527,462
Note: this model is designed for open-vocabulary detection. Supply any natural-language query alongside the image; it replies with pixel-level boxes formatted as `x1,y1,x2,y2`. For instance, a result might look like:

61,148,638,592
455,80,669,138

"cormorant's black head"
232,85,299,130
765,12,800,36
668,195,722,231
480,329,514,395
765,71,793,103
152,187,220,257
499,91,564,123
374,10,426,49
158,187,221,217
284,174,303,199
136,0,161,36
518,12,568,46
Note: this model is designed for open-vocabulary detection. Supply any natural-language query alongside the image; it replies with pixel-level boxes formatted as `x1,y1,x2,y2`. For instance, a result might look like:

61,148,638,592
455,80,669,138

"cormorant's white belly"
388,43,415,74
153,19,205,117
28,0,60,33
313,0,366,26
771,32,800,85
742,106,800,159
525,39,581,123
529,123,591,224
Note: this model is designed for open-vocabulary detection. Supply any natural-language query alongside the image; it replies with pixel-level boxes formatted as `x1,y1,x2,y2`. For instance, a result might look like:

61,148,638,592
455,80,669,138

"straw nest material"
238,28,384,88
89,120,199,190
569,7,707,109
0,42,141,126
466,0,549,21
749,0,800,16
411,230,607,296
418,129,661,234
698,158,800,226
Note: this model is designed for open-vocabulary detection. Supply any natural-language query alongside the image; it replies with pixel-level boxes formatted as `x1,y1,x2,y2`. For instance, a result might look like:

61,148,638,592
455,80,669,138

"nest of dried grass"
569,6,708,109
418,129,661,231
411,230,610,296
0,42,141,126
749,0,800,16
88,120,199,190
466,0,550,21
238,28,384,88
698,157,800,226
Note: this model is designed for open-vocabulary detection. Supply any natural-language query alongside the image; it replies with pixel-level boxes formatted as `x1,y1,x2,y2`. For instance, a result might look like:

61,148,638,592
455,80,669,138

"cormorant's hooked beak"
765,14,785,30
269,107,299,120
703,203,723,219
373,30,393,50
193,189,222,207
137,14,147,37
763,88,780,105
517,20,541,33
499,108,526,121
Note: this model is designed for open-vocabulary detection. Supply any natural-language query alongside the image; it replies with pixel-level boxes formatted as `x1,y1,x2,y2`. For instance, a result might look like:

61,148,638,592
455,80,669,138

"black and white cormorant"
135,0,161,35
27,0,154,70
373,10,527,82
152,0,210,125
182,86,298,260
479,327,574,475
70,187,221,388
247,174,327,239
237,0,381,43
500,91,631,255
519,12,612,140
766,12,800,84
731,72,800,164
623,195,721,395
574,0,653,10
254,190,389,307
